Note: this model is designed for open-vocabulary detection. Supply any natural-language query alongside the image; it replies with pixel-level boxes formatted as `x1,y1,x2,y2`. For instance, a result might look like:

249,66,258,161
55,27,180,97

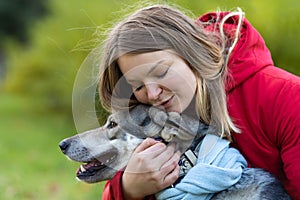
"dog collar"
171,133,206,187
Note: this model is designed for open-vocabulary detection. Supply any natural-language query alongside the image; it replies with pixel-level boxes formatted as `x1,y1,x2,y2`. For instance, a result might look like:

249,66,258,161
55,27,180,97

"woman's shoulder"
260,66,300,85
256,66,300,104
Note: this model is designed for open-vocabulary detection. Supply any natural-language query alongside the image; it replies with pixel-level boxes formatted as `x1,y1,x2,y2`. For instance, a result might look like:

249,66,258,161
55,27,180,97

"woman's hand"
122,138,181,200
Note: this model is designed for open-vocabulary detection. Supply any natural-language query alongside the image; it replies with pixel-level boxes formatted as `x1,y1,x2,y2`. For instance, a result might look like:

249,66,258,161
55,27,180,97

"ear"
164,112,197,140
148,106,168,127
148,107,198,140
120,105,163,138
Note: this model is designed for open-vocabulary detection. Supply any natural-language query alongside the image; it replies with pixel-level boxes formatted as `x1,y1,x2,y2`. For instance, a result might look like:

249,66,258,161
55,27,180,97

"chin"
166,105,183,113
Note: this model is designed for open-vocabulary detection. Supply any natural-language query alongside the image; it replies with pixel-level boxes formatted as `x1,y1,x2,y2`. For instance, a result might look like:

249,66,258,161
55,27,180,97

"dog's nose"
59,140,70,154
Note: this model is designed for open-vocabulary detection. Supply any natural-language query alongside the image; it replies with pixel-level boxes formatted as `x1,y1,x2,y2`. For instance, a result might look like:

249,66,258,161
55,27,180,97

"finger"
155,143,176,164
140,142,167,159
163,162,180,187
160,150,181,172
134,138,161,153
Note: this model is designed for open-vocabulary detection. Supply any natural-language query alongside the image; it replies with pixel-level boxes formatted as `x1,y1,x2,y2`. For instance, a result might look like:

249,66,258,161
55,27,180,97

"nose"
59,140,70,154
145,83,162,101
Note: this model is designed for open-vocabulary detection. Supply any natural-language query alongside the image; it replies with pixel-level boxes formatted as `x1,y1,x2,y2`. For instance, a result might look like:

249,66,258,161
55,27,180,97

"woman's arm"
276,81,300,199
102,138,181,200
102,171,123,200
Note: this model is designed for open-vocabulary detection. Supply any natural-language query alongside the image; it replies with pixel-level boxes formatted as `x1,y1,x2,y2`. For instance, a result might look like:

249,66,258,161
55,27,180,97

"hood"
198,12,274,92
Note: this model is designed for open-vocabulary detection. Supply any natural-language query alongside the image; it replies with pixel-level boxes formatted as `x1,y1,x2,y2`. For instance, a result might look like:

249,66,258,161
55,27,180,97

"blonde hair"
98,4,244,138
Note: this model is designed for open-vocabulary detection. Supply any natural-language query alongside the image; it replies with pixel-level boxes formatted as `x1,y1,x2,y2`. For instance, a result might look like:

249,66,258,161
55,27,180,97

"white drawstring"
220,7,245,69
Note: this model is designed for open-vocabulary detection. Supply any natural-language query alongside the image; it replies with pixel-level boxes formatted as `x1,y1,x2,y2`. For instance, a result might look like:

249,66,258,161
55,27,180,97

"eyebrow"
125,59,168,84
147,59,167,75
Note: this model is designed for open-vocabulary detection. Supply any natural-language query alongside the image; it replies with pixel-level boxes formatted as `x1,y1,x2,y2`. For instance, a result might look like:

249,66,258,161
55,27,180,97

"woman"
97,4,300,200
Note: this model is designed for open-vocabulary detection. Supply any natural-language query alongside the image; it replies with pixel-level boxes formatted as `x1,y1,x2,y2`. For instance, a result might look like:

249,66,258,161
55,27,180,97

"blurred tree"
0,0,48,44
2,0,300,121
0,0,48,81
3,0,124,118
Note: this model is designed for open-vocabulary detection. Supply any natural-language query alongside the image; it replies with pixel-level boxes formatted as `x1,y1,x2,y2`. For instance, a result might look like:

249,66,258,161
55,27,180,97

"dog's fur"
59,104,291,199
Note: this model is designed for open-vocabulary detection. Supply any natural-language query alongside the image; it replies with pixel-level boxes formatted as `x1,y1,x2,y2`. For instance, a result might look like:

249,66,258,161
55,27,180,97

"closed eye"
134,84,144,91
127,81,144,92
107,121,118,129
155,67,169,78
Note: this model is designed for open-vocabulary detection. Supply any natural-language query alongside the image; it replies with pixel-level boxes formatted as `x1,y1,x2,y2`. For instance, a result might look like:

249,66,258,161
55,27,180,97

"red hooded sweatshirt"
102,12,300,200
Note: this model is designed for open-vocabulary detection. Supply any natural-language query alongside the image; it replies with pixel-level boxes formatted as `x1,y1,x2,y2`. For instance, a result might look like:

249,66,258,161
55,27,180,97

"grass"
0,92,105,200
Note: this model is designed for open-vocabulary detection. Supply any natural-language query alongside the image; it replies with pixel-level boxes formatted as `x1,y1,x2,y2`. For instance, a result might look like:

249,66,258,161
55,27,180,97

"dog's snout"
59,140,70,154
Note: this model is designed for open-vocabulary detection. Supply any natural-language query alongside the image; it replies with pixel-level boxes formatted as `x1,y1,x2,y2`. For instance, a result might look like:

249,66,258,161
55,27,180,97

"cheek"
176,67,197,93
164,70,194,92
166,68,196,105
133,91,148,104
162,77,178,90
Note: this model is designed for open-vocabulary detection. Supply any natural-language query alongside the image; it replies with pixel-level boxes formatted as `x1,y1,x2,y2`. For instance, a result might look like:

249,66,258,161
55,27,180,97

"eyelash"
133,67,170,91
157,68,169,78
134,84,144,91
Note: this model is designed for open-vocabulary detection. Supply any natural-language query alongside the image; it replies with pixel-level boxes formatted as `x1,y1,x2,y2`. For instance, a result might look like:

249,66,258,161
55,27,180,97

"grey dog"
59,104,291,199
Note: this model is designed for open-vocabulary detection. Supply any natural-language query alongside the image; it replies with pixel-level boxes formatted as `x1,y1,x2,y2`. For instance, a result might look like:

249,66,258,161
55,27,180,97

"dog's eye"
107,121,117,129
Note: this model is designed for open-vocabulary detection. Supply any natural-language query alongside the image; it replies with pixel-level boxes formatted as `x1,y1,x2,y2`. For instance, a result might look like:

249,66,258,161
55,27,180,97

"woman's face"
118,50,197,113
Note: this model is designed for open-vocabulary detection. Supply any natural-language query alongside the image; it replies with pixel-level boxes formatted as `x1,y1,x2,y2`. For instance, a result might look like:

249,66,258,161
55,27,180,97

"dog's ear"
116,105,163,138
148,106,168,126
148,107,198,140
165,112,198,141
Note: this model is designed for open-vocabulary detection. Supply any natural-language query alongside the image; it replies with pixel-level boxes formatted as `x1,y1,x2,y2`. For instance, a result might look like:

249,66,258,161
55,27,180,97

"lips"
157,95,174,109
76,152,117,180
76,159,107,178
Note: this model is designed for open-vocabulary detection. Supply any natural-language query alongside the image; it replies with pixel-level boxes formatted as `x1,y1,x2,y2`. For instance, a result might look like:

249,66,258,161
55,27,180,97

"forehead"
117,50,176,74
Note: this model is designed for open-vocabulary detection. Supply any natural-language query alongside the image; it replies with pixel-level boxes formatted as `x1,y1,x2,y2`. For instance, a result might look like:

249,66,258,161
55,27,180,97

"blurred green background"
0,0,299,199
